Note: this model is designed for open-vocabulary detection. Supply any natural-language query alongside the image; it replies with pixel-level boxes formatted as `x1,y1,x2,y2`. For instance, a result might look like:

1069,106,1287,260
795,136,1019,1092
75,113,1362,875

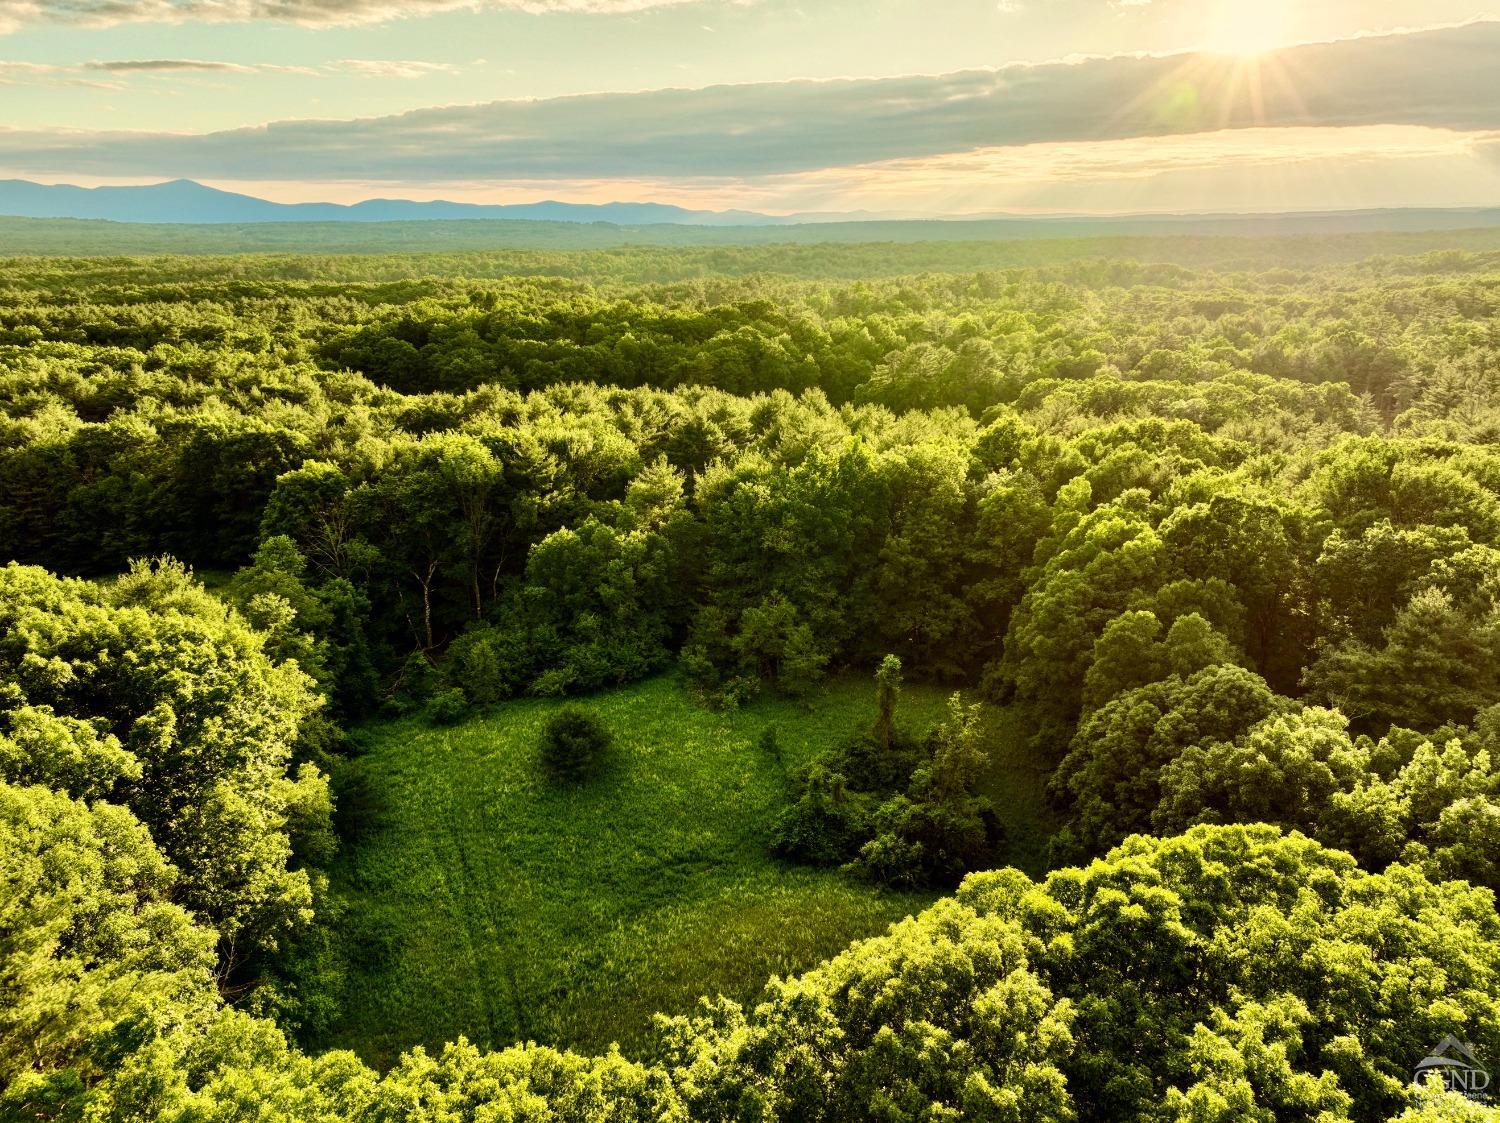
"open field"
313,674,1047,1064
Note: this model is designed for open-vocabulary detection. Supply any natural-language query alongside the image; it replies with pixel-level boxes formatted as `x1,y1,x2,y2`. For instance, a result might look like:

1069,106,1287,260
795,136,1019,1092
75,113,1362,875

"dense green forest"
3,239,1499,1121
6,214,1500,264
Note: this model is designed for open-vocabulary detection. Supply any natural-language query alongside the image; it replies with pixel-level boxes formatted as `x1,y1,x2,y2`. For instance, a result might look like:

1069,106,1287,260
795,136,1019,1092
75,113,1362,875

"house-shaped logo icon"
1414,1035,1491,1100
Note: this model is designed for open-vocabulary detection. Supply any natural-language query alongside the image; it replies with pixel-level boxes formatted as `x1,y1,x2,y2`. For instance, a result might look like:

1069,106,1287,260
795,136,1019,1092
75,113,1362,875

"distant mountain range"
3,179,1500,235
0,178,821,226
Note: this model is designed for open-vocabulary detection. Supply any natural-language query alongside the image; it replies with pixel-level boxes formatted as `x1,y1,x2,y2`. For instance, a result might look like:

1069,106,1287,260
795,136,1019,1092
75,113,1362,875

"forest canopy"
1,240,1498,1121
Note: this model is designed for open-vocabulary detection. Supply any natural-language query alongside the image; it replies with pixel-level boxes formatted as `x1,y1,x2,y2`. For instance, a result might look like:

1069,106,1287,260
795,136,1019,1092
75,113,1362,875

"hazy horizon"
13,173,1500,221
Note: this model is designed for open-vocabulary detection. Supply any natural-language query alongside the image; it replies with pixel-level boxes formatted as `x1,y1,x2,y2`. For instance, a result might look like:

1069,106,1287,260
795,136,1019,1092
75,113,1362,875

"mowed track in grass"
318,674,1049,1066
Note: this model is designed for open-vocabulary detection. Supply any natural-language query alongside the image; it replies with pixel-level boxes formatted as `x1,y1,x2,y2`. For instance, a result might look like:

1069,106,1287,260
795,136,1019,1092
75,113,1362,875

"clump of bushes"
849,694,1000,887
772,657,1003,887
424,687,468,726
539,706,614,781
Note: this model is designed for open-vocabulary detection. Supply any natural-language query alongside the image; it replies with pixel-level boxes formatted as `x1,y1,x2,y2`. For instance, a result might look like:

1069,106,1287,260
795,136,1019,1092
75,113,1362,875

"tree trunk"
413,561,438,651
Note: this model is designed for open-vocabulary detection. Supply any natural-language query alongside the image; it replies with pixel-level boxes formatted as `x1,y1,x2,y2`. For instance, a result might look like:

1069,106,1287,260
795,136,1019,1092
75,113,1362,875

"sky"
2,0,1499,215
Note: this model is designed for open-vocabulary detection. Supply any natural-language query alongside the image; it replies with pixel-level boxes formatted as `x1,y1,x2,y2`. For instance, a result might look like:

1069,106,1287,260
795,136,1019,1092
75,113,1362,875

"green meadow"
315,674,1050,1066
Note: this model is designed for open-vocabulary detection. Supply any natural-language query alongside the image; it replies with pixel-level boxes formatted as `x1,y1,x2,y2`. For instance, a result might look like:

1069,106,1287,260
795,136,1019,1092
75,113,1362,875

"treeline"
6,229,1500,280
6,213,1500,264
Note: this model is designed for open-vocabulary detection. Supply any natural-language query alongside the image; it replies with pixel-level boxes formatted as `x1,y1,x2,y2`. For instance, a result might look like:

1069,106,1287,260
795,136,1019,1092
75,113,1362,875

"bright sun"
1201,0,1293,56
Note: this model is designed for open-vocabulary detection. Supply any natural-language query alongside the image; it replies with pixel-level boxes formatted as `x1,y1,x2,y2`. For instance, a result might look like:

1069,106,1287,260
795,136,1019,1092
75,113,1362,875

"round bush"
424,687,468,726
539,705,613,781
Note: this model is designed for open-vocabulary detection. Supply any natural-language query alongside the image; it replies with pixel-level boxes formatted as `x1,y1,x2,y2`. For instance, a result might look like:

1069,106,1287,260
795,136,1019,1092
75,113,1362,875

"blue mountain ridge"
0,178,805,225
3,178,1499,234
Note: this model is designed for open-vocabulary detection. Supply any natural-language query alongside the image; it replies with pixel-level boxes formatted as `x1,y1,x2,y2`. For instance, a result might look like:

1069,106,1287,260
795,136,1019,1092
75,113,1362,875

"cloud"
190,124,1500,216
0,0,709,32
86,57,263,71
332,58,457,77
0,58,126,87
853,126,1493,187
2,55,448,81
769,125,1500,214
0,22,1496,183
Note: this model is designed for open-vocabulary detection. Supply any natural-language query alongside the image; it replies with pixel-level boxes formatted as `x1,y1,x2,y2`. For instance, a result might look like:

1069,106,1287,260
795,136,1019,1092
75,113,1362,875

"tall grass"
314,673,1049,1065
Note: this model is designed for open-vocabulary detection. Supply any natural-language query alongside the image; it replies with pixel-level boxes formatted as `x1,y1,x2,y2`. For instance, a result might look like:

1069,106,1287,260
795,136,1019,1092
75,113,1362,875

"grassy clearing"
314,673,1050,1066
